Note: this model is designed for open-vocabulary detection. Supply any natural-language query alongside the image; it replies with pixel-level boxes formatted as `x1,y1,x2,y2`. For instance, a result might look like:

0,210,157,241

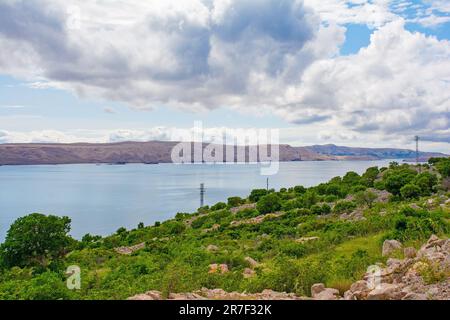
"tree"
0,213,72,268
227,196,244,207
256,193,282,214
383,168,416,195
342,171,362,185
362,167,380,187
249,189,268,202
211,202,227,211
413,172,438,195
354,190,378,208
436,159,450,177
400,184,421,199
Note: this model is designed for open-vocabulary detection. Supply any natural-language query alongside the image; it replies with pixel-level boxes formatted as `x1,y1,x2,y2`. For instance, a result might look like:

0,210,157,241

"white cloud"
274,19,450,142
0,1,449,148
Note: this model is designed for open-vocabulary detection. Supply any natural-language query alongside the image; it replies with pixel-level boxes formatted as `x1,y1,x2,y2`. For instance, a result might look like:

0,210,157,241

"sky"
0,0,449,152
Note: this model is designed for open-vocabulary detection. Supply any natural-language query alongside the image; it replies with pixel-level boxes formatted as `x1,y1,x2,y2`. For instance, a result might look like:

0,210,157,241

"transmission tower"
200,183,205,208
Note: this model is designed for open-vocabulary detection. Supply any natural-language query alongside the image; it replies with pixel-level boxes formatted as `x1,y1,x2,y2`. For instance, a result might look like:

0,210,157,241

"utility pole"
266,178,269,191
200,183,205,208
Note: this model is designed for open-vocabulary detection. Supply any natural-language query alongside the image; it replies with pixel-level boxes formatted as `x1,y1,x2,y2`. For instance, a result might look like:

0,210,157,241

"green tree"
227,196,244,207
354,190,378,208
211,202,227,211
400,184,421,199
249,189,268,202
342,172,361,185
413,172,438,195
256,193,282,214
361,167,380,187
383,168,417,195
0,213,72,268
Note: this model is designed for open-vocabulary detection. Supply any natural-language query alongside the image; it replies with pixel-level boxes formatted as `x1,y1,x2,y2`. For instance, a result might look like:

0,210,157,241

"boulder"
206,244,219,252
127,294,154,300
220,264,229,273
367,283,401,300
404,247,417,259
311,283,326,297
243,268,255,278
245,257,259,268
314,288,340,300
311,283,340,300
402,293,428,300
382,239,403,257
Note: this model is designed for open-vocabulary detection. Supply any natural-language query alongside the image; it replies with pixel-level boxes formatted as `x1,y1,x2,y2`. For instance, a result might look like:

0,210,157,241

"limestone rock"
402,293,428,300
206,244,219,252
243,268,255,278
367,283,401,300
244,256,259,268
382,239,402,257
311,283,340,300
404,247,417,259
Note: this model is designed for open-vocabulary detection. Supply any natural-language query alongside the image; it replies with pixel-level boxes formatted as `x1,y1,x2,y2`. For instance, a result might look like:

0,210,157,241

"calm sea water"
0,160,398,240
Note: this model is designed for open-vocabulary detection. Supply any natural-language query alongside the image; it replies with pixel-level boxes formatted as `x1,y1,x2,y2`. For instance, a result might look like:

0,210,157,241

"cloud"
276,19,450,143
0,0,343,109
0,1,449,148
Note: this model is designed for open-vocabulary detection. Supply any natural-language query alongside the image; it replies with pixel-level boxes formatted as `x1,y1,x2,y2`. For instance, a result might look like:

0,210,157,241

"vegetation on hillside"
0,158,449,300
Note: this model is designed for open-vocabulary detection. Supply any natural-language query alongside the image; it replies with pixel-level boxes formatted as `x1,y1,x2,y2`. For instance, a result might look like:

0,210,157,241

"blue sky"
0,0,449,152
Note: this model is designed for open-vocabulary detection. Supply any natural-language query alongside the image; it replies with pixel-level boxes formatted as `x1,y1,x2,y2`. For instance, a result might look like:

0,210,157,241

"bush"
413,172,438,196
256,194,282,214
332,201,357,214
383,168,417,195
294,186,306,194
227,197,244,207
249,189,268,202
23,272,72,300
211,202,227,211
354,190,377,208
400,184,421,199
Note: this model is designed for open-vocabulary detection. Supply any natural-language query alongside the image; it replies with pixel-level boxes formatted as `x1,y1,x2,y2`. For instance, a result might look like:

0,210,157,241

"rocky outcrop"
344,235,450,300
230,212,284,227
128,235,449,301
295,236,320,244
115,242,145,255
230,203,256,214
311,283,340,300
128,288,308,300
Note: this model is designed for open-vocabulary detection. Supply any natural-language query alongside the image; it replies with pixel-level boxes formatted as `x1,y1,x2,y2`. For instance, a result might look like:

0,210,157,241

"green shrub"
256,194,282,214
400,184,421,199
227,197,245,207
332,201,357,214
211,202,227,211
249,189,268,202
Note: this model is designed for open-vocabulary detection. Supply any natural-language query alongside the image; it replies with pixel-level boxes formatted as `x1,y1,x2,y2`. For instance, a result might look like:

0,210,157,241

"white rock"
367,283,400,300
402,293,427,300
382,239,403,257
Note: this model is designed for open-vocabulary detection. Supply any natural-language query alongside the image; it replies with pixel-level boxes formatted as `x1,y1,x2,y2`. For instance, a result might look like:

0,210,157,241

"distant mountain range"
0,141,446,165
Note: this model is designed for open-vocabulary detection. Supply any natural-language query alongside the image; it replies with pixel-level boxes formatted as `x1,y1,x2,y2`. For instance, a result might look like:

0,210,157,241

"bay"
0,160,398,240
